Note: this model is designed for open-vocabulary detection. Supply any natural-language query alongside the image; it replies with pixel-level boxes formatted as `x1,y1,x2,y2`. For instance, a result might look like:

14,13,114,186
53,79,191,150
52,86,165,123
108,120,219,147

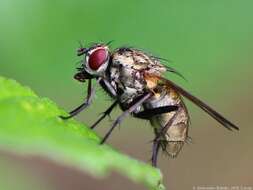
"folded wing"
159,76,239,131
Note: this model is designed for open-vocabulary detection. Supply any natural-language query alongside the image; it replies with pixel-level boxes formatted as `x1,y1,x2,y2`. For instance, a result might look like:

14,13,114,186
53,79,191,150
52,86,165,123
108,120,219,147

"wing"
159,76,239,131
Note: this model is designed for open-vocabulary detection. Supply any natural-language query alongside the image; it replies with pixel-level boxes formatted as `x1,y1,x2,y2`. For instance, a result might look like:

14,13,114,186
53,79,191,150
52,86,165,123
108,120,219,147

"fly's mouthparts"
74,73,86,82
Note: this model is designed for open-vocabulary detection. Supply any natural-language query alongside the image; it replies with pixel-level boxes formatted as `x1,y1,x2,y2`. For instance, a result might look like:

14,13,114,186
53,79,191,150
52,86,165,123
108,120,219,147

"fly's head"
74,43,110,82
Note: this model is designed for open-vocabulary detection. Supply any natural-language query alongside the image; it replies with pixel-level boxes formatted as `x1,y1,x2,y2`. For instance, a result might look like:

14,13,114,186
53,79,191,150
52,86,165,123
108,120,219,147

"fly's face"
74,43,110,82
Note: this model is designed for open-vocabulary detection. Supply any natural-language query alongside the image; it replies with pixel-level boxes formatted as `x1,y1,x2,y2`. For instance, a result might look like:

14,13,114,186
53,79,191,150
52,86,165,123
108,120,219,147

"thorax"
101,47,167,109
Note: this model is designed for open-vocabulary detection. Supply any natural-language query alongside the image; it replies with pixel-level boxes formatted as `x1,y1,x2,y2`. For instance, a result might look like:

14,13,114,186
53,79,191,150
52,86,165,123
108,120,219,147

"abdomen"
144,89,189,158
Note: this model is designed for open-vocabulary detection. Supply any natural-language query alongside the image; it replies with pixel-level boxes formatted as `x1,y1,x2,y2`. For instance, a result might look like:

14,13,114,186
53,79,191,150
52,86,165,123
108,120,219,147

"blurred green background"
0,0,252,189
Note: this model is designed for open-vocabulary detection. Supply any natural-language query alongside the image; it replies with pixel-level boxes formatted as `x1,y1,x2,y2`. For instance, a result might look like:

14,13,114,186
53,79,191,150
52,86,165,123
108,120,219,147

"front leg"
100,92,153,144
60,79,95,119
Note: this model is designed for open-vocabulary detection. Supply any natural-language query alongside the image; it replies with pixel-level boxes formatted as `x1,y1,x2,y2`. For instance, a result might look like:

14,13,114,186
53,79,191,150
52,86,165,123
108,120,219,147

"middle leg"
100,93,153,144
90,100,118,129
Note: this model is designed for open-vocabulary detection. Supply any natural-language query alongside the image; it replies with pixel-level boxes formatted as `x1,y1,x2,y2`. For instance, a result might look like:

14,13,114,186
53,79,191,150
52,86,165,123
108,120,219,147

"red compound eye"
88,48,108,70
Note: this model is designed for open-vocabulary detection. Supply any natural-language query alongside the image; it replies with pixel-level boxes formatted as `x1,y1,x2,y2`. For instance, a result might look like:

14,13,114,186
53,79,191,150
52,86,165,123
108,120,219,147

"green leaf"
0,76,165,190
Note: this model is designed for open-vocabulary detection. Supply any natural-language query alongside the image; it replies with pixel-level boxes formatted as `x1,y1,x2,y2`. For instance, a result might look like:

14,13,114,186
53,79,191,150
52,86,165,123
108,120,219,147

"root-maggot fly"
60,42,239,167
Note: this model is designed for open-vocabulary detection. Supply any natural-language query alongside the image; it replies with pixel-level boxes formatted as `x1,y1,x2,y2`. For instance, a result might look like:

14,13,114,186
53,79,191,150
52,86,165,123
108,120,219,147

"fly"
60,42,239,167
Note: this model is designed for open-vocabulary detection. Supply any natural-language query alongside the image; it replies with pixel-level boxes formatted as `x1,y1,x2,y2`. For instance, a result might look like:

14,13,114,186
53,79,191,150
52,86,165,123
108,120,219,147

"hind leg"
133,105,179,167
151,139,161,167
133,105,178,119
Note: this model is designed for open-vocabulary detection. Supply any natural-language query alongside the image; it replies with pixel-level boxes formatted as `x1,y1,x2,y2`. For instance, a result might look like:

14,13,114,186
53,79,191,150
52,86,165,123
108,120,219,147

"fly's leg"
100,93,152,144
60,79,95,119
132,105,179,167
90,100,118,129
154,107,182,141
133,105,178,119
99,78,117,97
151,139,161,167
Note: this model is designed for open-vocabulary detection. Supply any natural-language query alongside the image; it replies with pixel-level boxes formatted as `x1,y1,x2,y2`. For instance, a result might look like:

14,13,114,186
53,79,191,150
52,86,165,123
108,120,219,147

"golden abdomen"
144,89,189,158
